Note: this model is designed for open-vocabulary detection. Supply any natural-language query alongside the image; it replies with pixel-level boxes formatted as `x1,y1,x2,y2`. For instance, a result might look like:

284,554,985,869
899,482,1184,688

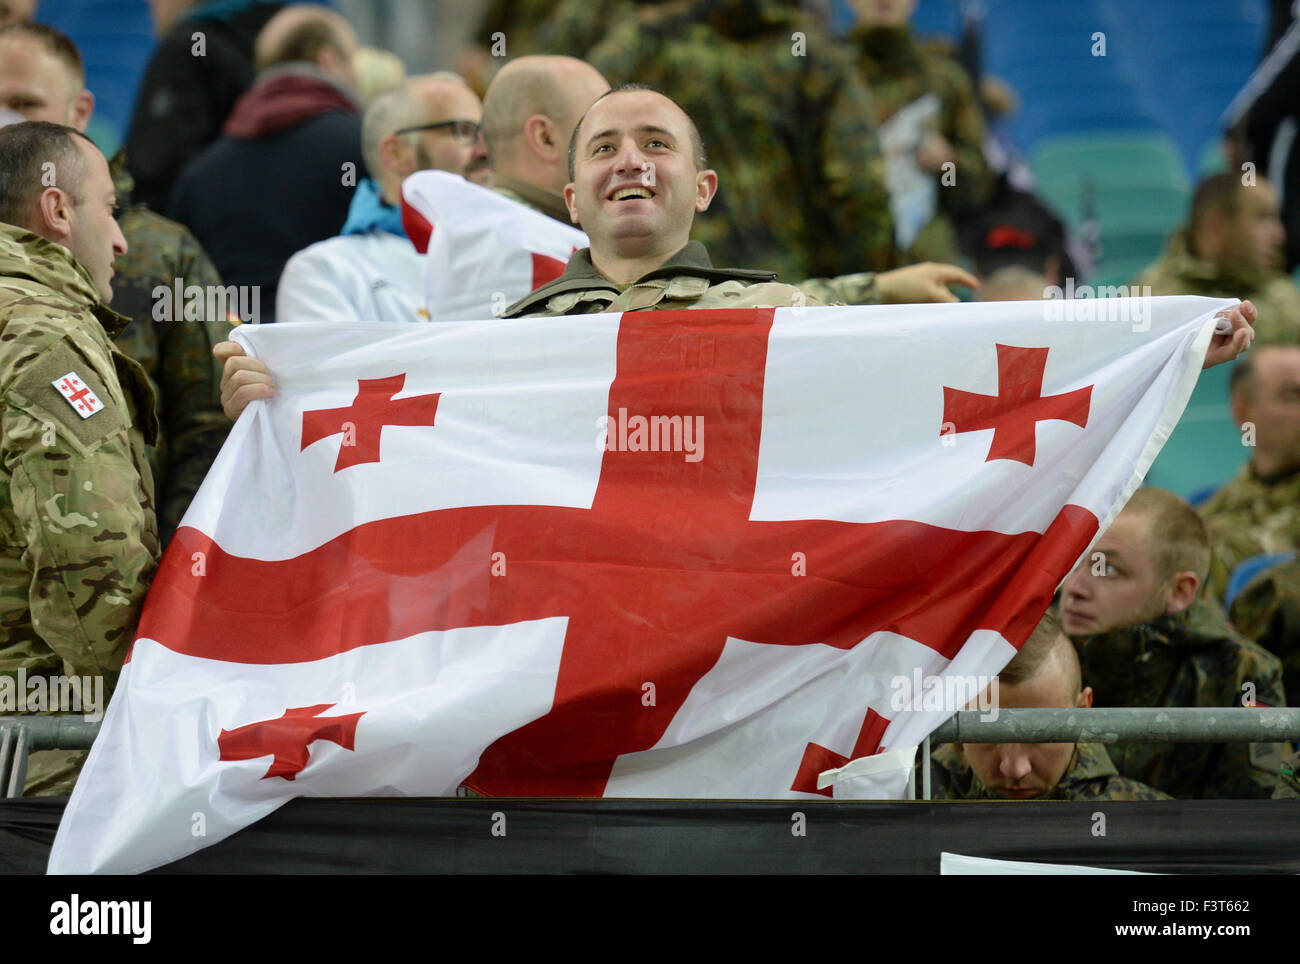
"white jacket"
276,229,428,324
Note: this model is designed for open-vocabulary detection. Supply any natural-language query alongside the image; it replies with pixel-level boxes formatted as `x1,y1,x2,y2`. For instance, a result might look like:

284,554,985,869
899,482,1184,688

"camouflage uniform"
109,158,232,547
849,24,993,265
478,0,632,59
1228,557,1300,702
504,241,818,317
0,223,160,795
1198,463,1300,602
1275,746,1299,799
1070,598,1288,799
1132,229,1300,345
586,0,896,283
928,741,1172,801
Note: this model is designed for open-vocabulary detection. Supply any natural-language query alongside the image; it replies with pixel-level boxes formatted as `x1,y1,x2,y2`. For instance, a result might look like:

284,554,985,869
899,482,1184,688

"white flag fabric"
49,296,1229,873
400,170,588,322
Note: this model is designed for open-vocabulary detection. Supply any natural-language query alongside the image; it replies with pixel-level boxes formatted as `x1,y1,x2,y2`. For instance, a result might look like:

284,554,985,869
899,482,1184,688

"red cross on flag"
400,170,587,322
49,295,1233,873
51,371,104,418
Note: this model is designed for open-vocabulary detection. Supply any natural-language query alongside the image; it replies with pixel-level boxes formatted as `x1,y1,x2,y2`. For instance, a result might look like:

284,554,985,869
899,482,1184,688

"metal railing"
4,709,1298,799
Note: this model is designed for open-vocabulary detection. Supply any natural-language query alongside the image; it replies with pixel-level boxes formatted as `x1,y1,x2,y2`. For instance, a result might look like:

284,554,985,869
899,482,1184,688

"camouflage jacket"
110,159,232,547
1199,462,1300,602
928,741,1172,801
1071,599,1288,799
849,24,993,263
587,0,896,283
1132,230,1300,346
1275,746,1299,799
0,223,160,694
1228,556,1300,706
504,241,819,317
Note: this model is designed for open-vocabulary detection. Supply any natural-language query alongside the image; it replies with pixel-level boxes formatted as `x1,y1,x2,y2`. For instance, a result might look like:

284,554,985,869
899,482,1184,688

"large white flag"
49,296,1229,873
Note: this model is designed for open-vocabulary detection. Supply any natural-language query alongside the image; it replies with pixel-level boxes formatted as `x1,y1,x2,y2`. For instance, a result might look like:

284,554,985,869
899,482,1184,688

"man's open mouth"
609,187,654,201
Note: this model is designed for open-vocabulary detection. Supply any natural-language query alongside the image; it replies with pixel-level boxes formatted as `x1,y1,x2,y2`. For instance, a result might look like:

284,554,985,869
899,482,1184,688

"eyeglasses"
393,119,482,146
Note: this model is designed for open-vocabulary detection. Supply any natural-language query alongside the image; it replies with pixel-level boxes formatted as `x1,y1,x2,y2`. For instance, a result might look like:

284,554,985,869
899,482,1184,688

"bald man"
481,55,610,223
168,3,365,323
278,73,491,324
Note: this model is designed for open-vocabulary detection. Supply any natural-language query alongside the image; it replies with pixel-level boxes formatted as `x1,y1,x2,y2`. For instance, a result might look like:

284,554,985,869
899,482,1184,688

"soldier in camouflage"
1275,746,1299,798
585,0,898,283
1133,175,1300,346
0,21,231,546
927,612,1171,802
1061,487,1287,798
846,0,994,265
1229,556,1300,702
1199,345,1300,601
0,122,160,795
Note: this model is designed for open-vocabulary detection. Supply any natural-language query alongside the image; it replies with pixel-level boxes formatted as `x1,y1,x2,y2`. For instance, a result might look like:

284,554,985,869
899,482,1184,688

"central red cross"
143,314,1097,796
301,373,440,472
59,377,94,412
942,344,1092,466
217,703,365,780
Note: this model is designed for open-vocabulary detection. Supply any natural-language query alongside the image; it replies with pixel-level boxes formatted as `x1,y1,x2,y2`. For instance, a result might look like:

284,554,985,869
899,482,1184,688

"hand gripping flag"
400,170,588,322
50,296,1232,873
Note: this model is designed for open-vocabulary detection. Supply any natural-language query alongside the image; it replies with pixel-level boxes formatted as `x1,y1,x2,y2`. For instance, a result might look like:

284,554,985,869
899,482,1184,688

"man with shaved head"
929,613,1169,801
481,55,610,223
169,3,364,323
1061,487,1287,798
277,72,491,324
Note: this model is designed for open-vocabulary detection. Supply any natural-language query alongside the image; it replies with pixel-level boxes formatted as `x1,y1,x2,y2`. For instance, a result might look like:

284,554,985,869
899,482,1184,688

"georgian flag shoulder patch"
52,371,104,418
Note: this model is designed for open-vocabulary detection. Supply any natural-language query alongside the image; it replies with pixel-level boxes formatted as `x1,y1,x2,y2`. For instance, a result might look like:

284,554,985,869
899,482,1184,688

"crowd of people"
0,0,1296,803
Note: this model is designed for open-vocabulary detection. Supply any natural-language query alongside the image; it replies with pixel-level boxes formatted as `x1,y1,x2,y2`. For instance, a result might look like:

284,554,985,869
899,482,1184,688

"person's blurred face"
407,80,490,185
0,38,82,126
1060,510,1169,636
1238,347,1300,474
1223,180,1286,273
61,137,127,303
961,657,1090,799
565,89,714,257
0,0,37,28
851,0,917,28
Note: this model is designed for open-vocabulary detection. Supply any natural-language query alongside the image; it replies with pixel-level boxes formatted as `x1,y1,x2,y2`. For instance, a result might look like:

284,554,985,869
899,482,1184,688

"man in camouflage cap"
1060,487,1287,798
0,21,231,546
1199,345,1300,600
1134,174,1300,345
0,121,159,795
929,612,1171,801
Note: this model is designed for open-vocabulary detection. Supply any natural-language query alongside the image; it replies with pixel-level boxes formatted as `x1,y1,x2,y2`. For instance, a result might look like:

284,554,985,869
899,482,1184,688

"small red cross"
942,344,1092,466
301,373,441,472
790,707,892,796
59,377,94,412
217,703,365,780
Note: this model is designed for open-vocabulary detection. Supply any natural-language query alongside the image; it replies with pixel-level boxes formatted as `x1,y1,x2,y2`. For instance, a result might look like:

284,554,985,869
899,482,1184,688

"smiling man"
1060,487,1287,798
929,612,1169,801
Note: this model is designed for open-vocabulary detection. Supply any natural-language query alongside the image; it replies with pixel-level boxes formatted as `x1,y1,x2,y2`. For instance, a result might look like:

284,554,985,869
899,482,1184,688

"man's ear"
1076,685,1094,709
694,168,717,212
1164,570,1200,616
1230,385,1252,428
37,186,75,240
69,89,95,133
523,114,558,161
563,182,580,224
378,132,411,178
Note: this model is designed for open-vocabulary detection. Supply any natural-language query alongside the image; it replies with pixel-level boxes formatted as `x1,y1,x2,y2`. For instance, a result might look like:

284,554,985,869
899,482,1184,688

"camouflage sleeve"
1204,647,1288,798
154,233,232,543
934,56,993,216
795,271,880,306
1275,747,1300,799
2,342,157,684
1228,565,1300,706
813,49,896,275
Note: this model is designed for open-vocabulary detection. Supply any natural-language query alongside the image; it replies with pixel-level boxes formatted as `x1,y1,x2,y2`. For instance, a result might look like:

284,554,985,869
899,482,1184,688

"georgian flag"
400,170,588,321
49,296,1232,873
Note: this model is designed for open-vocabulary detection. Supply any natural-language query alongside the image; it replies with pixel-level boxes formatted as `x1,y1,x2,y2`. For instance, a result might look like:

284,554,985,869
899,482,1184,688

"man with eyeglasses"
167,4,366,323
277,72,489,325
